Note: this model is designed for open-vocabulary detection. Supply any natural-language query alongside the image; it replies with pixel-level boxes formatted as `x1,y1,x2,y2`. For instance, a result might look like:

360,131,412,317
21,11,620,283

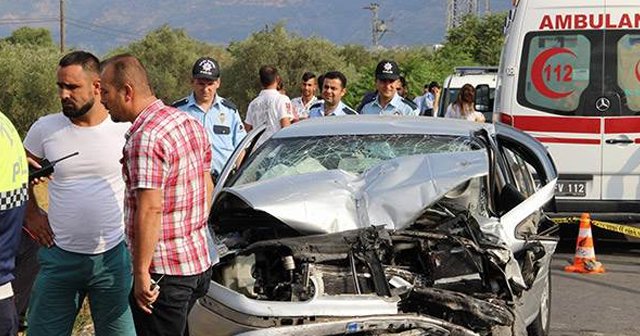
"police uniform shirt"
360,92,419,116
308,101,357,118
173,93,247,174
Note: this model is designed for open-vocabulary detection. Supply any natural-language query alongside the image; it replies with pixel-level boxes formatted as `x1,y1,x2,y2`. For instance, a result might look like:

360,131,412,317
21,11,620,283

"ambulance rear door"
601,0,640,201
516,0,605,202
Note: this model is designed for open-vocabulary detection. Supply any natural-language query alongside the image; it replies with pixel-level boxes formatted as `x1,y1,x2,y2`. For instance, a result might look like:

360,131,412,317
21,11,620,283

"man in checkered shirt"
100,54,214,336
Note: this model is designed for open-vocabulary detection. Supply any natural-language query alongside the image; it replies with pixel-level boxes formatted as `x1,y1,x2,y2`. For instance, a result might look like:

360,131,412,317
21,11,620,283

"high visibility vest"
0,111,28,210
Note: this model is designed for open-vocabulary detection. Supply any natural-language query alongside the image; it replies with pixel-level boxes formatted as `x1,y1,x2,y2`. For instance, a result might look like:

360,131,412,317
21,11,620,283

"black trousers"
129,268,212,336
0,296,17,336
12,230,39,327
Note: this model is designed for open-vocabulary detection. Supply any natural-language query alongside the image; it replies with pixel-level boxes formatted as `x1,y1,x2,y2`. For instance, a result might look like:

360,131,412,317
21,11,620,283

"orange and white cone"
565,213,605,274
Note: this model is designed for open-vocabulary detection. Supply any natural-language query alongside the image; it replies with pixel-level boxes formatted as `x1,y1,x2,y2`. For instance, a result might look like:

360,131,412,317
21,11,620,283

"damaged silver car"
189,116,559,336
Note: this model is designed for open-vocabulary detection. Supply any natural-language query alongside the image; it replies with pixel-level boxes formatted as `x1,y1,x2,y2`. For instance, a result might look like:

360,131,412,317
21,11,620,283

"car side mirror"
475,84,491,113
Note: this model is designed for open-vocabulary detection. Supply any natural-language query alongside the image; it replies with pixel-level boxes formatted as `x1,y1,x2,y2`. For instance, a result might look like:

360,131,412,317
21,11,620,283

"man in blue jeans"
23,51,134,336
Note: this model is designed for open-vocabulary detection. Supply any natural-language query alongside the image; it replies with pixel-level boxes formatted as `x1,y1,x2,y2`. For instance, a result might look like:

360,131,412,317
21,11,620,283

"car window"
439,88,495,117
519,33,592,114
616,33,640,113
232,134,483,186
502,147,536,197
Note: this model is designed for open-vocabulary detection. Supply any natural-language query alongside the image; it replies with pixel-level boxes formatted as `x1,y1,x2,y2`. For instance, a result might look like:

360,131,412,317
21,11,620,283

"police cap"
192,57,220,80
375,59,400,81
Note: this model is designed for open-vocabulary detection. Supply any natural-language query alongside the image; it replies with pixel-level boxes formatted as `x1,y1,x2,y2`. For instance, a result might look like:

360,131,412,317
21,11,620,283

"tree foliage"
224,23,356,113
4,27,56,49
0,37,59,137
112,25,231,104
443,12,507,66
2,13,508,136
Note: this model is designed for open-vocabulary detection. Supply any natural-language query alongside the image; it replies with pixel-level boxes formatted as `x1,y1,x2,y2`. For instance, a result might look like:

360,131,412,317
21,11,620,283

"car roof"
272,115,494,139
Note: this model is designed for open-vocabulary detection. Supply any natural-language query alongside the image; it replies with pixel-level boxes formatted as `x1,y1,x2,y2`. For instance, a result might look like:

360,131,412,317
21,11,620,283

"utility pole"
363,3,389,48
446,0,478,31
59,0,65,52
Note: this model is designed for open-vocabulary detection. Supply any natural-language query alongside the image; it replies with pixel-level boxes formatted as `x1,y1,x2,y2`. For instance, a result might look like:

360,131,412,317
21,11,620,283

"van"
438,66,497,121
481,0,640,224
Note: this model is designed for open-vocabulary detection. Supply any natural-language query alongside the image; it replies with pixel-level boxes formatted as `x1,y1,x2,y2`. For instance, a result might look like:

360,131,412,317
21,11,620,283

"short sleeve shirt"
176,94,246,174
445,103,484,122
123,100,212,276
308,101,357,118
291,96,320,120
245,89,293,141
360,93,419,116
23,113,128,254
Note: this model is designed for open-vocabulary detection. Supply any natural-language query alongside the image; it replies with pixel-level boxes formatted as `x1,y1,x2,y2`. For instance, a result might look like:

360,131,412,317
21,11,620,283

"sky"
0,0,512,55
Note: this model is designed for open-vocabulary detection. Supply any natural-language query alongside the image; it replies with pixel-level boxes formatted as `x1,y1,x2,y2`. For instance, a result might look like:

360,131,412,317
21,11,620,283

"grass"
29,183,95,336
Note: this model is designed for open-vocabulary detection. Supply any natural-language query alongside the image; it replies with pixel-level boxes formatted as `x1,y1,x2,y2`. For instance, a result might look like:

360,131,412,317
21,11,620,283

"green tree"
113,25,231,103
0,41,59,137
443,12,507,66
224,23,355,114
4,27,55,49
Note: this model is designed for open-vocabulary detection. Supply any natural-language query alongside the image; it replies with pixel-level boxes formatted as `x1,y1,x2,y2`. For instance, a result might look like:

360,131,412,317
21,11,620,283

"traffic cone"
565,213,605,274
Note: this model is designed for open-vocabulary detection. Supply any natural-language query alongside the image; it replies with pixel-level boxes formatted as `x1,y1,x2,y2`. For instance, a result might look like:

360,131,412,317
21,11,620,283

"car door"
494,124,558,245
495,124,559,329
601,0,640,200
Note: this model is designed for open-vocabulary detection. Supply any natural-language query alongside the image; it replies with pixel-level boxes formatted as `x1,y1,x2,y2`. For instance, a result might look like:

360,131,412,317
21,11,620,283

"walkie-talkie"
29,152,80,182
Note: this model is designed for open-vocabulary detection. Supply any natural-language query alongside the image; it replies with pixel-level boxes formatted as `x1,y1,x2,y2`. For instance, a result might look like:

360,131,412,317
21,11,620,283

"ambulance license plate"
555,181,586,197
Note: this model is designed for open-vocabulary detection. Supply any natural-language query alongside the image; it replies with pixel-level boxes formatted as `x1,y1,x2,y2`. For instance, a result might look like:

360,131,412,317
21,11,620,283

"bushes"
1,12,505,133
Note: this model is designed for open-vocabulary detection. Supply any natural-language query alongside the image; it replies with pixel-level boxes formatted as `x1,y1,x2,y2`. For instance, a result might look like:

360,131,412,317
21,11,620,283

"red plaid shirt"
123,99,212,275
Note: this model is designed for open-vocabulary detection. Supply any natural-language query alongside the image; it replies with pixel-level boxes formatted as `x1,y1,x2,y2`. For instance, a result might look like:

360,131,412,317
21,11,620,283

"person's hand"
475,113,486,123
134,273,160,314
27,157,53,185
433,87,441,96
24,208,54,247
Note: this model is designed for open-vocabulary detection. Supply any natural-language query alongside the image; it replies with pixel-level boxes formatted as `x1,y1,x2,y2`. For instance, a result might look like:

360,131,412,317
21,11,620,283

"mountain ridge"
0,0,511,54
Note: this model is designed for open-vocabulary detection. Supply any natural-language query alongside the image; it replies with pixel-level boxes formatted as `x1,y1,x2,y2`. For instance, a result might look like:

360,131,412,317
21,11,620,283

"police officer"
0,111,28,335
308,71,357,118
360,60,419,116
173,57,246,182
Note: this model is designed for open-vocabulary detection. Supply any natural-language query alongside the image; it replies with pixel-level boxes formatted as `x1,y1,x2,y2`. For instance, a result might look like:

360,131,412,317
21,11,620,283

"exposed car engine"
211,192,548,336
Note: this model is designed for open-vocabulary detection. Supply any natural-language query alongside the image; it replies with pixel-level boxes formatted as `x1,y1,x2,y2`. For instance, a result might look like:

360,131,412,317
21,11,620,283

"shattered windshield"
233,134,484,186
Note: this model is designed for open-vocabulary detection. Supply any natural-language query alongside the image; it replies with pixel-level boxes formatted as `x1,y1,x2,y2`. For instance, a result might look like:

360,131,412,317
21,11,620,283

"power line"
66,18,144,37
0,18,57,25
65,21,140,41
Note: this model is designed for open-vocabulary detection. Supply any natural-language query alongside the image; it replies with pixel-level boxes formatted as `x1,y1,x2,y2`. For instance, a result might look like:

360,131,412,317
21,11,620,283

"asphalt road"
550,241,640,336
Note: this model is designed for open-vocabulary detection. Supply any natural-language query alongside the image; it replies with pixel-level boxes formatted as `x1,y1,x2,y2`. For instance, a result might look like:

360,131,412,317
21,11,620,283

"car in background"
189,116,559,336
439,66,498,122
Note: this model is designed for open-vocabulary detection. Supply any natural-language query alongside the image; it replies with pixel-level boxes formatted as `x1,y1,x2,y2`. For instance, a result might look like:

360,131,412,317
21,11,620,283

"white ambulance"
483,0,640,223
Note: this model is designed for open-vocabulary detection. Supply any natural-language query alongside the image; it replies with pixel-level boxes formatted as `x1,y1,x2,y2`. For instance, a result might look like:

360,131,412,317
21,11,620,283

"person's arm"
279,117,291,128
205,172,214,210
132,188,163,314
278,97,293,128
23,150,54,247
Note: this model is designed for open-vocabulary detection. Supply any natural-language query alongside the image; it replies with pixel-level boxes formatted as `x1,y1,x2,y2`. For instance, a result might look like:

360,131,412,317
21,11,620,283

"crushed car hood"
218,150,488,234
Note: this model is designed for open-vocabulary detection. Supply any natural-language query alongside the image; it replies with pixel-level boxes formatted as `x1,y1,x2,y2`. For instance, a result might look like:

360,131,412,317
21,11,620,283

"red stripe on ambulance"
535,137,601,145
604,118,640,133
507,114,601,134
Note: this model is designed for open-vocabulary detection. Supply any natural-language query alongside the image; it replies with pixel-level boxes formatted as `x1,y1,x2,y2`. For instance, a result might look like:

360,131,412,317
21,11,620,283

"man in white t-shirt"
244,65,293,145
22,51,134,336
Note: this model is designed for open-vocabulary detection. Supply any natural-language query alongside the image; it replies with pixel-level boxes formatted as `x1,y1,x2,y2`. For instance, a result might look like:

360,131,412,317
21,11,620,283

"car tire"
527,268,551,336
